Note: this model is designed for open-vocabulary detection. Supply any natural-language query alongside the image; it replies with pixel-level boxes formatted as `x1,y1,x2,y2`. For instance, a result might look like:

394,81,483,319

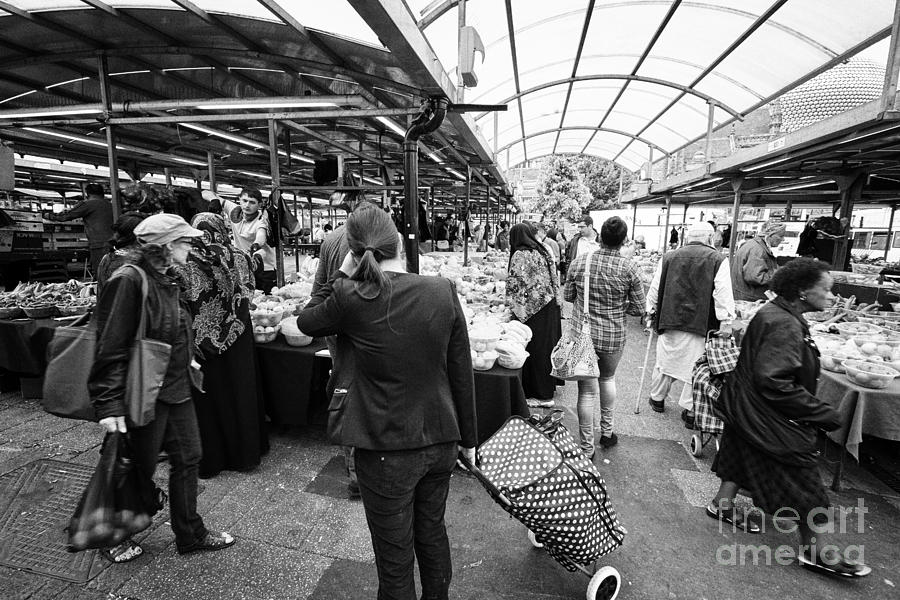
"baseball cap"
134,213,204,246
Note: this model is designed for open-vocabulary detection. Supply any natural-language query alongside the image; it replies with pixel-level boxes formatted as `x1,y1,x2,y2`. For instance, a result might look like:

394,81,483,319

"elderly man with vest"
730,220,785,301
646,222,736,420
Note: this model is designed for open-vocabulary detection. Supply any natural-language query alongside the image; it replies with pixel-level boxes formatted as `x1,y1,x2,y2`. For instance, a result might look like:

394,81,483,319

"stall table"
254,339,530,441
254,337,331,426
819,369,900,491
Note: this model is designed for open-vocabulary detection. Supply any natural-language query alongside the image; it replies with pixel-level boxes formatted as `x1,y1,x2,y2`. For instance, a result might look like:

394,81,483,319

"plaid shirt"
564,247,646,354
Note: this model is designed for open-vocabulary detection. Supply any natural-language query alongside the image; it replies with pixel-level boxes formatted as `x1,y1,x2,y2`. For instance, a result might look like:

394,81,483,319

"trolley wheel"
527,529,543,549
587,566,621,600
689,434,703,457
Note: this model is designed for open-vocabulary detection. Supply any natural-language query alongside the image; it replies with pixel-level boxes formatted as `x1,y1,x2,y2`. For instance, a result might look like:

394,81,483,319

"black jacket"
654,242,724,337
89,247,194,420
297,272,477,451
717,297,840,467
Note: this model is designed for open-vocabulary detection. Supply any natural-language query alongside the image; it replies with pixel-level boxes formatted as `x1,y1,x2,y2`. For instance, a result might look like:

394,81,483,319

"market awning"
0,0,510,203
412,0,896,171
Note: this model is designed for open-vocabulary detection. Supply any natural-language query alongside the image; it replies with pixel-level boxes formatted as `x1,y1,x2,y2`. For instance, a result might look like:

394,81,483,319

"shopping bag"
68,433,164,551
549,320,599,381
116,265,171,428
42,313,97,421
706,331,740,375
549,252,598,381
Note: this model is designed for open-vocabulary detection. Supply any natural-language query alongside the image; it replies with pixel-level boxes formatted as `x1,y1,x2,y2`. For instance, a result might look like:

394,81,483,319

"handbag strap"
112,264,151,340
580,252,592,330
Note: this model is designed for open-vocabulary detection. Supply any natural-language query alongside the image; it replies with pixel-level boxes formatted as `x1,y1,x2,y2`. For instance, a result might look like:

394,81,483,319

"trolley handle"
457,452,512,507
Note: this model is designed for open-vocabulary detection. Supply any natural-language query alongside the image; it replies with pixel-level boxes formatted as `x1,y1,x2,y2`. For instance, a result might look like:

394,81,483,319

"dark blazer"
296,271,477,451
718,297,840,466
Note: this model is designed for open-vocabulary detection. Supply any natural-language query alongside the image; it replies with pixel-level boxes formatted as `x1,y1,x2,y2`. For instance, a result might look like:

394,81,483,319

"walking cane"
633,322,655,414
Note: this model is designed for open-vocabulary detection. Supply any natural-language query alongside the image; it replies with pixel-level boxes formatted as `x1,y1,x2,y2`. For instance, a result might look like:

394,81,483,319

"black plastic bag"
68,432,165,551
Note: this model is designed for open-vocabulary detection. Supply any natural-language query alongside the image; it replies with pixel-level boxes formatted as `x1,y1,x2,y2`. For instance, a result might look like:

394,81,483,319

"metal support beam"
164,168,172,186
704,101,716,162
834,172,867,269
207,151,216,192
681,203,689,247
661,194,672,254
880,0,900,114
268,120,284,286
728,177,744,262
97,54,120,220
457,0,466,103
463,165,471,266
283,121,386,167
885,205,897,262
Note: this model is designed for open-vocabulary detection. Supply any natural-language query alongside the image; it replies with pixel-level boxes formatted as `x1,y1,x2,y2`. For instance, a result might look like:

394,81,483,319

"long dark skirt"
521,299,563,400
193,327,269,478
712,427,830,523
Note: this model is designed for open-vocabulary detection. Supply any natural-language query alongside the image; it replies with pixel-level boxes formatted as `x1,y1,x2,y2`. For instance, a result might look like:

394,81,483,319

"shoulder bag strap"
117,264,150,340
581,252,592,332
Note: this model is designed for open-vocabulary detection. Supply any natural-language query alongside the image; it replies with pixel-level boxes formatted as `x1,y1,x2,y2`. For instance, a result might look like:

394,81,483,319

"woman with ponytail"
296,206,477,600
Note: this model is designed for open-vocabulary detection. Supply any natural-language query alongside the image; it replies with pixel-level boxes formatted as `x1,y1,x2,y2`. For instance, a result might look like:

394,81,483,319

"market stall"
819,369,900,491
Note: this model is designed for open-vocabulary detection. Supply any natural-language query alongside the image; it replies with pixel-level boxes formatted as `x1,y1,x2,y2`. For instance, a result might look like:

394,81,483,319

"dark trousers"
356,442,458,600
89,246,106,278
129,400,208,551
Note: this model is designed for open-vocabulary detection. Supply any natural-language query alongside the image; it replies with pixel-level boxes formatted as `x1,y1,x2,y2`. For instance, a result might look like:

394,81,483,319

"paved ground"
1,317,899,600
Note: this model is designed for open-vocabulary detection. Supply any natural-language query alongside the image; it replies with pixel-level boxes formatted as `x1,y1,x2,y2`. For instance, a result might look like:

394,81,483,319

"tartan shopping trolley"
688,331,740,457
458,411,626,600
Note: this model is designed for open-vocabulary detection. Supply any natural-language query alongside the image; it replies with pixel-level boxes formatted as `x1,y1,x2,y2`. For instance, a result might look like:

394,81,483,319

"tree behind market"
526,155,632,222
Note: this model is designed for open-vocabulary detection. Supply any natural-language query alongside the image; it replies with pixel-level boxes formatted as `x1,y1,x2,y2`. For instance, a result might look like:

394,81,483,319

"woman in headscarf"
175,212,269,478
506,222,563,404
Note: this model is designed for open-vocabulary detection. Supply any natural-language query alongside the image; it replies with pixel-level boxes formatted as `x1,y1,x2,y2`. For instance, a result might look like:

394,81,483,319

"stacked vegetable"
0,280,95,319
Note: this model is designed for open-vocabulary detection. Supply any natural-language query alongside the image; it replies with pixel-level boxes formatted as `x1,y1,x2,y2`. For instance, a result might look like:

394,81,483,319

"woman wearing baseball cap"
88,213,236,563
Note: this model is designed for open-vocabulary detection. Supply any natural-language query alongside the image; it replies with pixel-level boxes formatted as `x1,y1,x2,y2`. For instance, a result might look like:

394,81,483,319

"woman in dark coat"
296,207,477,599
707,258,870,578
176,212,269,478
506,222,562,402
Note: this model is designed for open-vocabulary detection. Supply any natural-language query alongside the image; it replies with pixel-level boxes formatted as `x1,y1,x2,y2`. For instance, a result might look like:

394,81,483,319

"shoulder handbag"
549,252,600,381
119,264,172,428
42,312,97,421
42,265,171,426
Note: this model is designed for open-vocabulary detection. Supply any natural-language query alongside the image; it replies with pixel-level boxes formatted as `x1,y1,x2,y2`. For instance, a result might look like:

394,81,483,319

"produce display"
842,359,899,389
0,280,96,319
632,250,661,286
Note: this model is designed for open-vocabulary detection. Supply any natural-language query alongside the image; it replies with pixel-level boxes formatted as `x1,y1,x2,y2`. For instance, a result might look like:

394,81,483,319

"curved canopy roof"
0,0,896,199
412,0,896,171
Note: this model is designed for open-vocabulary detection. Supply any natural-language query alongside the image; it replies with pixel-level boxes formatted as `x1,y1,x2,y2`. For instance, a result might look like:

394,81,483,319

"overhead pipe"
403,97,448,273
0,95,368,120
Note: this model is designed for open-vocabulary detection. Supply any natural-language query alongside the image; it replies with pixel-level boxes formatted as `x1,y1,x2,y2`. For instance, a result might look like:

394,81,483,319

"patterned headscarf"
174,212,255,356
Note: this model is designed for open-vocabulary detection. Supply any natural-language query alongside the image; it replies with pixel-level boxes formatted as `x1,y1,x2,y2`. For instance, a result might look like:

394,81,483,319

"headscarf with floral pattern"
174,212,255,356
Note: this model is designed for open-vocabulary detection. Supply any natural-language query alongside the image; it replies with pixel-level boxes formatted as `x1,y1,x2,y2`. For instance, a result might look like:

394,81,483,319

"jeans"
355,442,458,600
576,349,623,453
129,400,208,551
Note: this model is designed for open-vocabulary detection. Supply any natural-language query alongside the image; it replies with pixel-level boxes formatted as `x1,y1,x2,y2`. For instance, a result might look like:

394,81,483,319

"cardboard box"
2,209,44,233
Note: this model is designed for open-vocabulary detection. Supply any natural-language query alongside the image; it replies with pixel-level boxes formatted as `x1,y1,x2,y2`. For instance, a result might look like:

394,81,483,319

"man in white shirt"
646,222,736,422
203,188,277,293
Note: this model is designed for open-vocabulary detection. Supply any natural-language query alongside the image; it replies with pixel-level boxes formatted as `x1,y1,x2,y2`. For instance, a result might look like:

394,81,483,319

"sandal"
706,503,762,534
798,549,872,578
103,539,143,564
177,531,236,555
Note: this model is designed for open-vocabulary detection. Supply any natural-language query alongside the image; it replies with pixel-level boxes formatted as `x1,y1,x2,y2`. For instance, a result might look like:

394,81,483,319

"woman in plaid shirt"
564,217,646,456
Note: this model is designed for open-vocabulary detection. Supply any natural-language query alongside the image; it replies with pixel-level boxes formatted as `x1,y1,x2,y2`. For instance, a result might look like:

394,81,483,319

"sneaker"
648,398,665,413
681,409,696,429
598,433,618,448
526,398,555,408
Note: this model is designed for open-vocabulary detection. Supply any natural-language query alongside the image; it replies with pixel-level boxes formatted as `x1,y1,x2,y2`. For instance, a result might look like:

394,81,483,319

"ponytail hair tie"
364,246,378,255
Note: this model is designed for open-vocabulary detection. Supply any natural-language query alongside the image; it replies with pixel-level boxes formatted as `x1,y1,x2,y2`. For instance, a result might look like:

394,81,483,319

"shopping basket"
688,331,740,457
458,411,626,600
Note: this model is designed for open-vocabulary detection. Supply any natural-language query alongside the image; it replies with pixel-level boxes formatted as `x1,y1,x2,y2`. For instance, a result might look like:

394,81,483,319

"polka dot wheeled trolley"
459,411,626,600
